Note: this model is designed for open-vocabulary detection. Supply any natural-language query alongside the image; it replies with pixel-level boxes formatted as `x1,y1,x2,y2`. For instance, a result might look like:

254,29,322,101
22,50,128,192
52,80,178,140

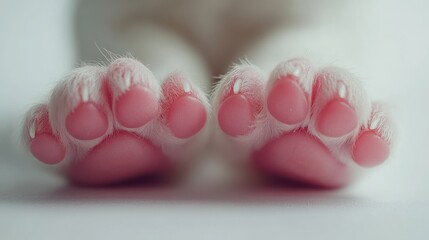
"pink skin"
161,75,207,139
217,75,262,137
316,99,358,137
66,102,108,140
353,131,390,167
167,95,207,139
218,94,254,136
267,75,308,125
26,59,207,185
29,107,65,165
114,86,159,129
69,132,169,185
254,130,349,188
30,134,65,165
217,59,391,188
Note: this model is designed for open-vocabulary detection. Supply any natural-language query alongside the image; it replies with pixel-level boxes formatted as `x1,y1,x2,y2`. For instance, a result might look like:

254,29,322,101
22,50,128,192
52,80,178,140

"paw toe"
316,99,358,137
218,94,254,137
30,133,65,164
65,102,108,140
167,95,206,139
352,131,390,167
114,86,159,128
267,75,308,125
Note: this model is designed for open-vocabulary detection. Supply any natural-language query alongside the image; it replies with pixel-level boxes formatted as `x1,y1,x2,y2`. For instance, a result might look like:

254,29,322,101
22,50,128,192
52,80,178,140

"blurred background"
0,0,429,239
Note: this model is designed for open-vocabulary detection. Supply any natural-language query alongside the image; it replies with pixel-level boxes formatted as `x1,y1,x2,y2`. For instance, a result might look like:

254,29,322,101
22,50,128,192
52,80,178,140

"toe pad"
114,86,159,128
167,95,206,139
268,76,308,125
66,102,108,140
218,94,253,137
353,131,389,167
30,134,65,164
317,100,358,137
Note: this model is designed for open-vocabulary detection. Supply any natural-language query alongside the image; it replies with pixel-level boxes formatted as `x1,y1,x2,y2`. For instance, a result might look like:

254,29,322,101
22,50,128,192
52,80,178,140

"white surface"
1,1,429,239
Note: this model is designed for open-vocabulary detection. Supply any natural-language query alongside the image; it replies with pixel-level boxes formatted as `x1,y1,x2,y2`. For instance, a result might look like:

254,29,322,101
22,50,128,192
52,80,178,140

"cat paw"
23,58,208,185
213,58,393,188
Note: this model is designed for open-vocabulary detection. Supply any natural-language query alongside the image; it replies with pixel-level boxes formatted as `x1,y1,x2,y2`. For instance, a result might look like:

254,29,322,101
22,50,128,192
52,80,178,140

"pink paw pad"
114,86,159,128
267,75,308,125
69,132,167,185
167,95,206,139
30,133,65,165
218,94,254,136
162,75,207,139
316,99,358,137
216,73,263,137
254,131,349,188
28,106,65,164
65,102,108,140
352,131,390,167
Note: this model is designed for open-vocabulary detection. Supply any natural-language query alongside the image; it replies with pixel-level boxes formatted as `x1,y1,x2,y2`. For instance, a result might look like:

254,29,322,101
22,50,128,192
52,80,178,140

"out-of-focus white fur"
74,0,303,76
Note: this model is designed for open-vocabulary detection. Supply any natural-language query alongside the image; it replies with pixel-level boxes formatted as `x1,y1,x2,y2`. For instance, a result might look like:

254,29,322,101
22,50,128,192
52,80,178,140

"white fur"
306,67,371,154
262,58,316,137
365,102,395,145
107,58,161,101
22,104,49,149
212,59,315,159
211,63,265,160
48,65,113,161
